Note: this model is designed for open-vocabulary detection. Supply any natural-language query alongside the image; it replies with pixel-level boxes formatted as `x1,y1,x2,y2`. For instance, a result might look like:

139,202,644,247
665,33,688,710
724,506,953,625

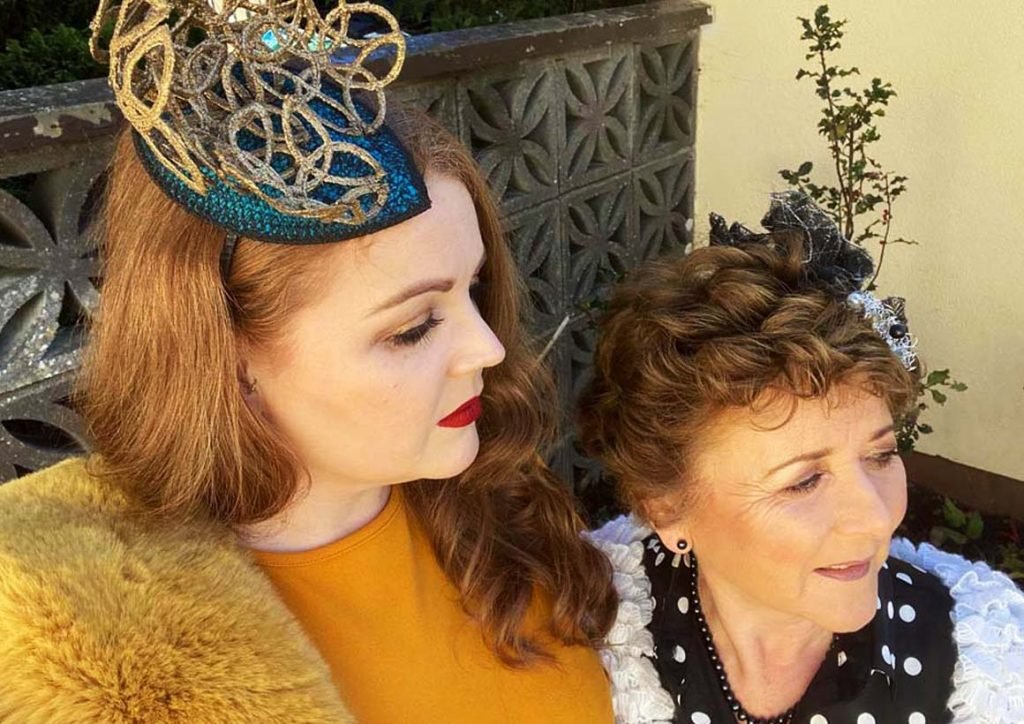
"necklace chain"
688,555,838,724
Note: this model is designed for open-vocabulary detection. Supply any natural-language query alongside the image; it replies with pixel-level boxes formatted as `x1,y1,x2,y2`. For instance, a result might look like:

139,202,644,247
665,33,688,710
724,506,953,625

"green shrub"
0,25,105,91
0,0,100,47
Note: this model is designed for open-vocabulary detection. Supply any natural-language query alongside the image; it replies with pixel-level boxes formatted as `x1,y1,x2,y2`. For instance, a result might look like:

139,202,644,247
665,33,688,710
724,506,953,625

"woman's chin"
822,589,879,634
423,429,481,480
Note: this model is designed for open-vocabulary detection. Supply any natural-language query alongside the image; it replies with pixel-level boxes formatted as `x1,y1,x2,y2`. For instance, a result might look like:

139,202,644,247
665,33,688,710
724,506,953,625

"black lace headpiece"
708,192,916,369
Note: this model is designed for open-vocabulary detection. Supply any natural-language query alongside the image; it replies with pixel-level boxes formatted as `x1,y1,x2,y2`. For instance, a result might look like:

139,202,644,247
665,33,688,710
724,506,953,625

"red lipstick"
438,396,482,428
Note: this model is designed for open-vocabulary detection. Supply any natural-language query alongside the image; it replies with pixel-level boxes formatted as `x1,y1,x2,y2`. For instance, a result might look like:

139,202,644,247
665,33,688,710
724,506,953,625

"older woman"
583,195,1023,724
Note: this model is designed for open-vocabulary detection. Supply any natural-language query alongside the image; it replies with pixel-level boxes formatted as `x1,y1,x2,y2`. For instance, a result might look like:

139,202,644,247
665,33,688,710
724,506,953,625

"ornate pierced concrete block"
563,173,637,308
0,373,88,480
634,151,695,261
459,61,564,215
545,315,605,503
0,159,104,395
390,81,460,139
560,46,635,190
635,34,698,166
505,201,567,339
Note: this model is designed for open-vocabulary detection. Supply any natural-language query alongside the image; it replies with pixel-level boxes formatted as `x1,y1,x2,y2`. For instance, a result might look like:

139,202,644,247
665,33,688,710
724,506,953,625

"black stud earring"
676,539,691,554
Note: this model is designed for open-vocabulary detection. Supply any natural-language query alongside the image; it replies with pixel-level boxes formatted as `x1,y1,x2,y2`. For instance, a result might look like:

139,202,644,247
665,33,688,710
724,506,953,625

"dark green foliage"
931,496,984,547
0,25,105,91
898,484,1024,587
1,0,638,90
0,0,105,89
896,369,968,453
0,0,102,47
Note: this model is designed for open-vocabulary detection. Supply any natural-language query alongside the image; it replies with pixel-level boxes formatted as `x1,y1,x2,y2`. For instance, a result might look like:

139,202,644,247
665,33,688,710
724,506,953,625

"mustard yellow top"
253,489,614,724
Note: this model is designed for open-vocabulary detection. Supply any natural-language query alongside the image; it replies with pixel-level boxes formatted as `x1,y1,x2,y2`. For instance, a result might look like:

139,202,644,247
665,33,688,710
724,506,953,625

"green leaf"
931,525,967,547
942,497,967,529
797,161,814,176
944,528,968,545
926,369,951,386
965,512,984,540
930,389,948,405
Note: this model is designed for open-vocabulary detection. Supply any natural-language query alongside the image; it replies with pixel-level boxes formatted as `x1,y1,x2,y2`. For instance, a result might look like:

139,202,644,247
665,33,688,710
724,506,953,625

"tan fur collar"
0,458,351,723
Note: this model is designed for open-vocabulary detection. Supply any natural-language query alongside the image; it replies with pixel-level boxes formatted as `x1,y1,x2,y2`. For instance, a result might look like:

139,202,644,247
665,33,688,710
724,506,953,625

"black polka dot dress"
641,535,957,724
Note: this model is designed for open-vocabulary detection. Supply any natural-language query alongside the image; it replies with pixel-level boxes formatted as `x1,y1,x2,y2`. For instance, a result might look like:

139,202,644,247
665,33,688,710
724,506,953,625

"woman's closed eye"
389,314,444,347
785,449,899,495
866,448,900,469
786,471,824,495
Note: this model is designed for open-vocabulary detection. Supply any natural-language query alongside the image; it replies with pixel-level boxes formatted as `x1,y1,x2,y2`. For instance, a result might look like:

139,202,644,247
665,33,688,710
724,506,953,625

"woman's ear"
642,497,695,554
634,495,692,552
237,359,262,409
652,524,694,556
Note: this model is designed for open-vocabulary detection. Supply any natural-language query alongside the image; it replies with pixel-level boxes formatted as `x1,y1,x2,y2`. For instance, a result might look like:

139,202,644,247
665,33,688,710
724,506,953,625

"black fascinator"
707,191,916,369
709,191,874,296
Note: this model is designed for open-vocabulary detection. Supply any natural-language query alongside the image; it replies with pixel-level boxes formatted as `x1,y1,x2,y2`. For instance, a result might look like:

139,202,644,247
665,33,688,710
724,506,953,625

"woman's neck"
697,570,833,717
238,478,392,553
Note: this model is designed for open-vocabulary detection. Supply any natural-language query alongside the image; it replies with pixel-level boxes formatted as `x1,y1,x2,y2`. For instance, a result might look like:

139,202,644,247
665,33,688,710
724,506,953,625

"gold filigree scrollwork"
89,0,406,224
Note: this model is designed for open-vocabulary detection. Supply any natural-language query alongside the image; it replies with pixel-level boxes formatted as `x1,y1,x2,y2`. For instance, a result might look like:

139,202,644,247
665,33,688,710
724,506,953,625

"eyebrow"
761,424,896,478
367,252,487,316
369,279,455,314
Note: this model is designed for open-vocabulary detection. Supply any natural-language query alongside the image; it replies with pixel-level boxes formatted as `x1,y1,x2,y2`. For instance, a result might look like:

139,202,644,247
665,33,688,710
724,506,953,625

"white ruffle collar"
585,516,675,722
888,538,1024,723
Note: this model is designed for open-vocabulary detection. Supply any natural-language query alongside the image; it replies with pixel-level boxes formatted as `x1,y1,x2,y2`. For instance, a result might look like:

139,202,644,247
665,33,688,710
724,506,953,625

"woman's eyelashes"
389,314,444,347
387,278,485,348
867,448,900,469
787,472,824,495
784,449,901,495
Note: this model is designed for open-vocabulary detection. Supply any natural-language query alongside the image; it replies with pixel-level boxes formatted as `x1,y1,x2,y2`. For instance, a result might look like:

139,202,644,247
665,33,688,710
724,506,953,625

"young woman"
583,196,1024,723
0,1,616,720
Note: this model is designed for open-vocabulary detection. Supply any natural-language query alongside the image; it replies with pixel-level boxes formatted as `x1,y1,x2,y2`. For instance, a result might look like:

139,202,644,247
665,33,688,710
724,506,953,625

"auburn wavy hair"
79,105,616,664
577,234,919,525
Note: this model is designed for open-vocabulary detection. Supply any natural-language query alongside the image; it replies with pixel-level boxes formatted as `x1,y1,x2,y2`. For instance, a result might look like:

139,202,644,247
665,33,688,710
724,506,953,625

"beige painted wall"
695,1,1024,479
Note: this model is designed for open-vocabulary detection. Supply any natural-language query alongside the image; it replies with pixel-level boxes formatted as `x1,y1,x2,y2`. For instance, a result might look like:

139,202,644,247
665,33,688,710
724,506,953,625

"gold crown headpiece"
89,0,413,230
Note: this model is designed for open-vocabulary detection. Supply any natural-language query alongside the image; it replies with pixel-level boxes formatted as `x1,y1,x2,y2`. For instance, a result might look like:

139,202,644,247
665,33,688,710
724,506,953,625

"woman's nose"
836,465,898,538
449,310,506,377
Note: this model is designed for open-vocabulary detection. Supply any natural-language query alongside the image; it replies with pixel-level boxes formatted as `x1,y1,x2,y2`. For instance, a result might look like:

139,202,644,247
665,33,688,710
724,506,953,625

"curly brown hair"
577,233,918,525
79,106,616,665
